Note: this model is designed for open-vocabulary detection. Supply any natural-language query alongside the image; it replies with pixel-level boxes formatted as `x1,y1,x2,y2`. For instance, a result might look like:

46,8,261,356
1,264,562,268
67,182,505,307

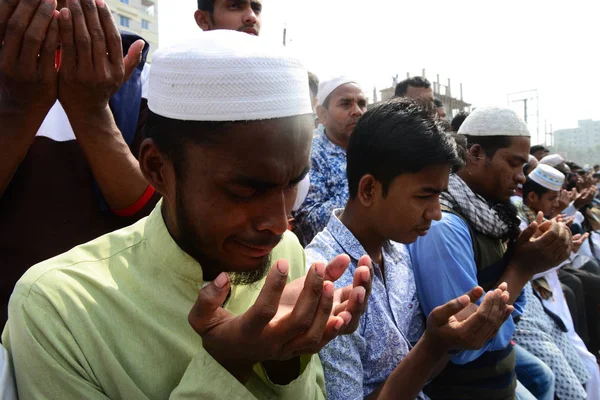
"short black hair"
451,111,470,133
460,135,513,159
523,177,551,202
346,98,463,199
530,145,547,155
394,76,431,97
434,97,443,108
197,0,214,12
145,111,231,178
567,161,583,172
308,72,319,100
594,164,600,169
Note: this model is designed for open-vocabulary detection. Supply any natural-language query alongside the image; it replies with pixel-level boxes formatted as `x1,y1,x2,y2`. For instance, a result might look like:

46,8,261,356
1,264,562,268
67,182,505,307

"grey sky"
159,0,600,145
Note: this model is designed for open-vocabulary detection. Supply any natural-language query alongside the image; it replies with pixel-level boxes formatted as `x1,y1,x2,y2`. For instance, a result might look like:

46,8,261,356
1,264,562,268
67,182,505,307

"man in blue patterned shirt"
306,99,515,400
293,76,367,244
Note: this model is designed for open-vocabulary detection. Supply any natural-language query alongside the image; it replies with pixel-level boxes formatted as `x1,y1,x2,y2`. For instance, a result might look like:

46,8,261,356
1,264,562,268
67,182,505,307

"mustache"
237,25,257,32
236,234,283,248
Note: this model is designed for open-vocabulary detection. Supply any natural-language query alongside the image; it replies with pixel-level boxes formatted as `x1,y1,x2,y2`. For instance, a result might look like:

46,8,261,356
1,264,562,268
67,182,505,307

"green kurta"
2,203,325,399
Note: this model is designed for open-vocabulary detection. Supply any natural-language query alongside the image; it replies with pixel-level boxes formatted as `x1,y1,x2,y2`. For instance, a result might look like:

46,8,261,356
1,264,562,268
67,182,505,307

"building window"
142,19,150,30
120,0,129,4
119,15,130,28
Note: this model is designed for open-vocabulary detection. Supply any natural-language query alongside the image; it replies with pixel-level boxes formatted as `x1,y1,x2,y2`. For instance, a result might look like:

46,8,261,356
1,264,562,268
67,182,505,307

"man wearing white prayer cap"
540,154,566,169
195,0,262,36
518,164,600,400
409,107,573,399
4,30,373,399
523,164,566,217
293,76,367,244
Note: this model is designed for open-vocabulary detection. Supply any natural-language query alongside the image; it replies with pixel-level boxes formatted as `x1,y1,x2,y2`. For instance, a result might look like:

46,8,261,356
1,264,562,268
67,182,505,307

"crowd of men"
0,0,599,399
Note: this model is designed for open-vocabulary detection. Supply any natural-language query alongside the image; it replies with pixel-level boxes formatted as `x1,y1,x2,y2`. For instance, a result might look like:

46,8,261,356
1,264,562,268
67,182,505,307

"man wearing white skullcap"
409,107,573,399
515,165,600,400
4,30,373,399
293,76,367,244
540,154,566,169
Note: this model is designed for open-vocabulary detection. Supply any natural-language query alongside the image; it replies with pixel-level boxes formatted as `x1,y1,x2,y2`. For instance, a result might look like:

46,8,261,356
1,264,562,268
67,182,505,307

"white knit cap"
148,30,312,121
317,76,358,106
529,164,565,192
539,154,565,167
458,107,530,137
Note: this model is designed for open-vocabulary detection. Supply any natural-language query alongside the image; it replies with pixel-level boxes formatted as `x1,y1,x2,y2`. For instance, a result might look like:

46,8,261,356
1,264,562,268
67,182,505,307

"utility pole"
512,98,529,123
283,26,287,46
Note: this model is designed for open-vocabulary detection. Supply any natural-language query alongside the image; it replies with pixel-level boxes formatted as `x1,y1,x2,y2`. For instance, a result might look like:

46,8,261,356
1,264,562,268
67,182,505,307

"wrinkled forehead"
185,115,313,177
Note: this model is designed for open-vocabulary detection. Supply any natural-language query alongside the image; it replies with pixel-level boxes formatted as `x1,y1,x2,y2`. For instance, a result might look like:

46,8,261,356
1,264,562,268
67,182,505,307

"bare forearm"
497,264,531,305
0,111,46,196
67,106,149,210
368,333,447,400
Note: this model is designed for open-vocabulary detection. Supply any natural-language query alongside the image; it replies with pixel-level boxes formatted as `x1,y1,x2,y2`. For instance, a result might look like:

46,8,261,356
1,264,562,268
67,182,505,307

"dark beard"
228,254,272,286
174,182,272,286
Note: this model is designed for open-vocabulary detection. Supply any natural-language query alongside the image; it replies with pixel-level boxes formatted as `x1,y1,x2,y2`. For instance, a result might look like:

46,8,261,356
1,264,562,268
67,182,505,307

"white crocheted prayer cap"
540,154,565,167
529,164,565,192
148,30,312,121
458,107,530,137
317,76,358,106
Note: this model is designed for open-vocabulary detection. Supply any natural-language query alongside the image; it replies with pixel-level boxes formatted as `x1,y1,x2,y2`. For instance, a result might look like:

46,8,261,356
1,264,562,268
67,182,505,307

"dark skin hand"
367,284,513,400
500,212,572,305
189,255,373,384
57,0,149,210
0,0,60,195
574,187,596,209
0,0,149,211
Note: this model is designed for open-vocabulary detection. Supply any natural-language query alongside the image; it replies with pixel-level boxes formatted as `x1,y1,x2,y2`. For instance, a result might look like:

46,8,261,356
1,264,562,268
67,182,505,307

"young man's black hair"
394,76,431,98
522,178,550,201
197,0,214,12
462,135,513,159
346,98,462,199
529,145,547,156
451,111,470,133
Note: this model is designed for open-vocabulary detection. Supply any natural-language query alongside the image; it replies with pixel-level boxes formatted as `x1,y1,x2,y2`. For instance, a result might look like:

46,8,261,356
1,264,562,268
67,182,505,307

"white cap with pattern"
529,164,565,192
148,30,312,121
458,107,530,137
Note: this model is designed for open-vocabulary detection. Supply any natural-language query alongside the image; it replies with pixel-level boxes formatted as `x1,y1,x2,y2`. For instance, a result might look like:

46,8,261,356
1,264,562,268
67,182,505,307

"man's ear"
357,174,378,207
139,138,174,200
316,105,328,127
467,144,486,165
194,9,213,31
526,191,538,205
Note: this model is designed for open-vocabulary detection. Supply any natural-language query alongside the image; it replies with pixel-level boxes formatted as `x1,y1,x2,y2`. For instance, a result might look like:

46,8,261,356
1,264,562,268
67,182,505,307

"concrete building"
372,70,471,120
108,0,159,61
554,119,600,152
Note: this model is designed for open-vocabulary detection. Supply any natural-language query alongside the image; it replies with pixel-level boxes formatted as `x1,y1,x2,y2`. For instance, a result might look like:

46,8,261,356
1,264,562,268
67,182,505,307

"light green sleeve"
169,354,257,400
246,355,326,399
3,291,112,400
3,290,256,400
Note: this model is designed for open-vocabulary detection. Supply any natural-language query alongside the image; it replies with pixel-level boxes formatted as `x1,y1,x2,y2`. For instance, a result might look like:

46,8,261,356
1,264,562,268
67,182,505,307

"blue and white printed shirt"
293,125,349,244
306,209,426,400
